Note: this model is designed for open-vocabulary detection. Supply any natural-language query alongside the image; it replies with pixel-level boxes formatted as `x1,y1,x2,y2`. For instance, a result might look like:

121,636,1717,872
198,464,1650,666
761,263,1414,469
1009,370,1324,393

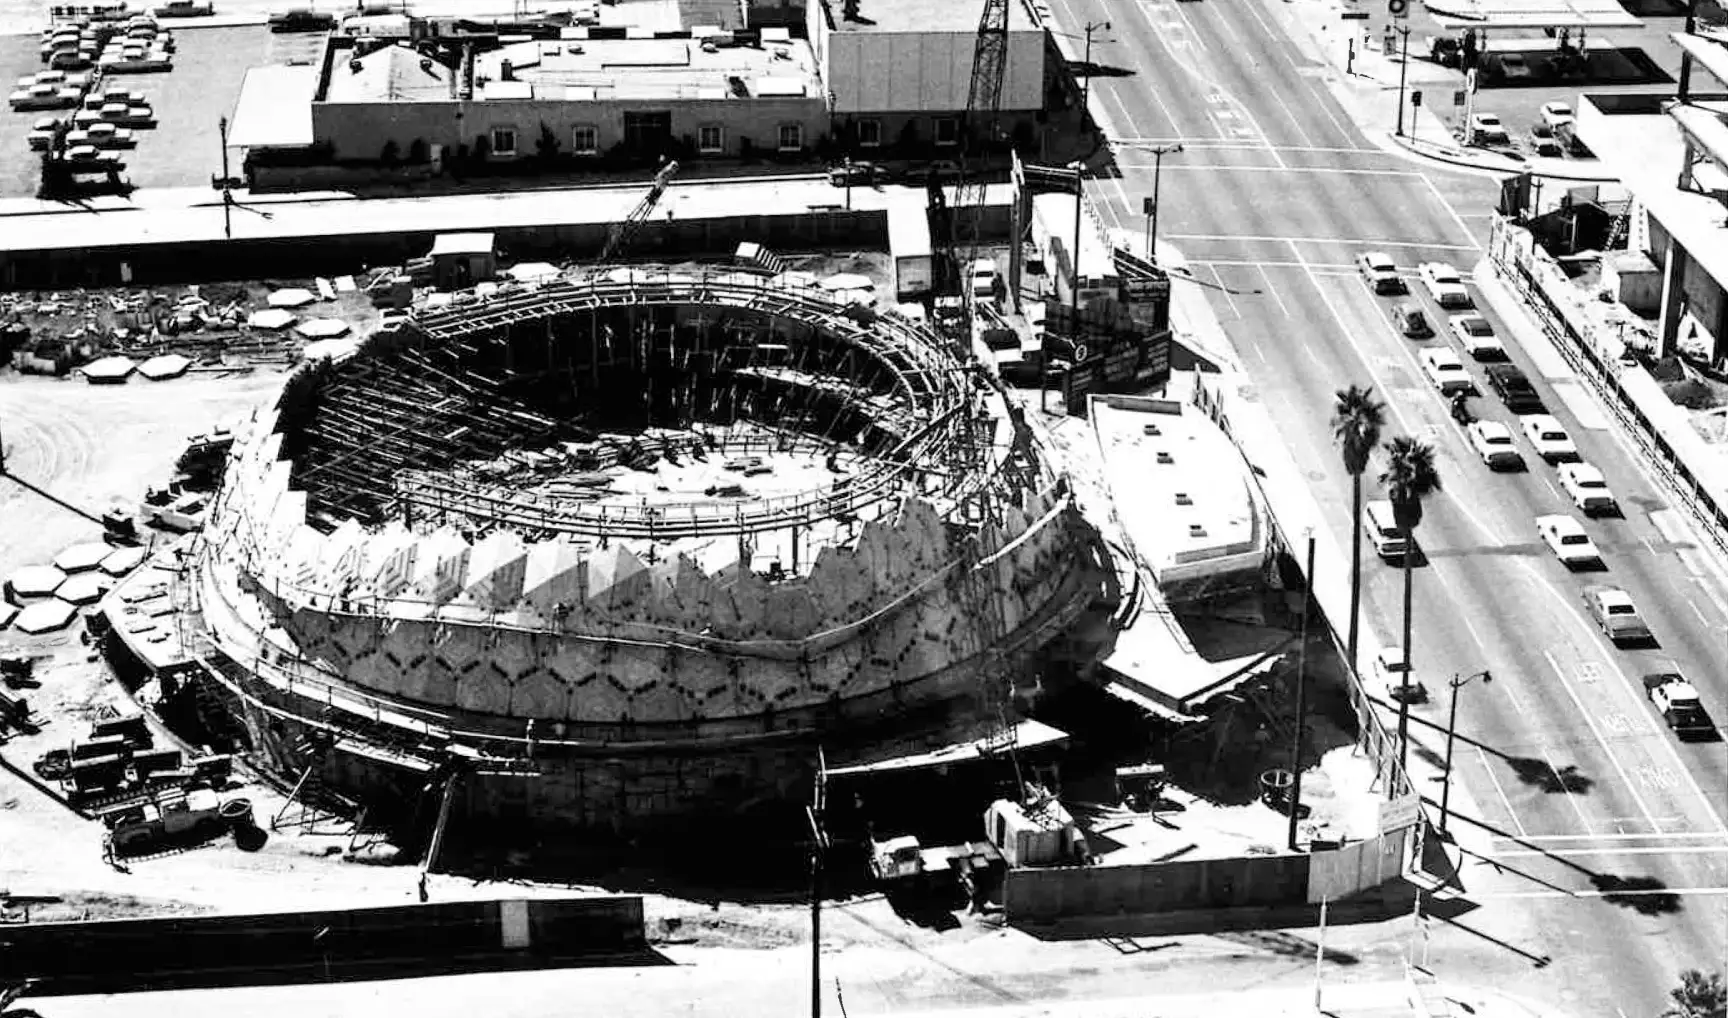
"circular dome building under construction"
164,267,1115,844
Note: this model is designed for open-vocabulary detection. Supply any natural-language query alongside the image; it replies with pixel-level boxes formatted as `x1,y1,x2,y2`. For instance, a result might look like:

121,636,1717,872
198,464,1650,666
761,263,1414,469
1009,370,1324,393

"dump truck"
1644,673,1715,742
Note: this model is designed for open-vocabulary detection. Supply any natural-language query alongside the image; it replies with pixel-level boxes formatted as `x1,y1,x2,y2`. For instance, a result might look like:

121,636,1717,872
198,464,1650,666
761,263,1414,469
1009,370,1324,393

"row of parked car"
1355,249,1660,644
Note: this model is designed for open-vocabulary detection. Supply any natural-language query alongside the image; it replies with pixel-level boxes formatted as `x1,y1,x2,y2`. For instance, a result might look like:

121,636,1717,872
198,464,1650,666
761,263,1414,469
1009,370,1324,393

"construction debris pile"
0,279,384,378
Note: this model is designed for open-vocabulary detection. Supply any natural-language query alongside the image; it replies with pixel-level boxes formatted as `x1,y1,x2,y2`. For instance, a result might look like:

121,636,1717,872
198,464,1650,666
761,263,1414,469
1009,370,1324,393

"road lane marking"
1486,845,1728,858
1494,830,1726,842
1141,164,1423,177
1421,173,1484,251
1209,264,1242,319
1183,258,1356,270
1113,138,1369,154
1472,887,1728,900
1170,232,1479,251
1458,612,1487,651
1541,648,1663,833
1258,265,1290,317
1477,744,1529,838
1229,0,1364,149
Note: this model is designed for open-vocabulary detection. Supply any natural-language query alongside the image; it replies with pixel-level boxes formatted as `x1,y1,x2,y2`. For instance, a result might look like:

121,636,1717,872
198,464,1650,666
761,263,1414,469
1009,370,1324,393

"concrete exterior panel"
827,30,1044,113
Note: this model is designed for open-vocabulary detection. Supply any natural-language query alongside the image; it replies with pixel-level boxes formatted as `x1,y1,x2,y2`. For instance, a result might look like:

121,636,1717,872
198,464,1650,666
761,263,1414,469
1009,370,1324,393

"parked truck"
889,204,933,301
1644,673,1716,741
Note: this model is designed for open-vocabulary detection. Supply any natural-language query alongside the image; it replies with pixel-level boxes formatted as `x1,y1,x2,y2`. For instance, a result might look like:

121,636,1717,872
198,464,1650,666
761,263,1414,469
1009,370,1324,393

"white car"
1357,251,1405,295
1521,414,1579,463
1468,420,1524,470
1538,514,1601,567
1451,314,1505,360
1420,346,1472,394
1419,262,1471,309
1540,101,1575,131
1373,646,1423,702
1558,462,1617,515
27,116,60,150
968,257,998,302
1471,112,1510,145
1585,586,1652,644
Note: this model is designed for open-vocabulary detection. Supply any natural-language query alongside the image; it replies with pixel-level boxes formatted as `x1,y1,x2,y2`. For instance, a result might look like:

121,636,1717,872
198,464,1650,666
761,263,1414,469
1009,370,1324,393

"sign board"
1378,792,1422,833
1388,0,1409,16
1142,196,1155,216
1410,90,1422,108
1453,89,1466,106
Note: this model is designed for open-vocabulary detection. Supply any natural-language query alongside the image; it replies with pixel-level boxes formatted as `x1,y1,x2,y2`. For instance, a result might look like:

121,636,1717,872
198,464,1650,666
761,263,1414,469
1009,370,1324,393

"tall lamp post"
1393,26,1413,137
1439,670,1492,835
1078,20,1111,132
1143,142,1183,262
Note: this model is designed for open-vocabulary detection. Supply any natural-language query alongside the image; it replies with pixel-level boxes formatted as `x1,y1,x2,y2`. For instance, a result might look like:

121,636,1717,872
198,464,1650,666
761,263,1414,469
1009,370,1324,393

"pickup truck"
1643,673,1716,741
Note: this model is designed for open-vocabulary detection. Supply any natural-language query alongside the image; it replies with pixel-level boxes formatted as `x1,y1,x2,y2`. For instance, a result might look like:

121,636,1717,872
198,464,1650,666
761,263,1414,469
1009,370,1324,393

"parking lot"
1393,0,1690,164
0,24,322,198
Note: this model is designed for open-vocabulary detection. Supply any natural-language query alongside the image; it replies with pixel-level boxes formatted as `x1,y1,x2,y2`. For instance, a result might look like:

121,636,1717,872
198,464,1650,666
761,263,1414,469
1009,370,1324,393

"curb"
1385,132,1620,183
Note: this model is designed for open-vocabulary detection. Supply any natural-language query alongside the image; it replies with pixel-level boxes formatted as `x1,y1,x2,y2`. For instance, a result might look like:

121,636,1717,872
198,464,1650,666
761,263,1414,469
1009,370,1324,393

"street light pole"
1145,142,1182,264
1440,670,1491,835
1394,27,1412,137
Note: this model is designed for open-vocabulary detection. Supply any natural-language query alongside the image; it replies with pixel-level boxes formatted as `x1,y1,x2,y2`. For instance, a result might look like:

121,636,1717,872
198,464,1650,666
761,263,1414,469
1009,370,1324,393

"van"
1364,500,1408,560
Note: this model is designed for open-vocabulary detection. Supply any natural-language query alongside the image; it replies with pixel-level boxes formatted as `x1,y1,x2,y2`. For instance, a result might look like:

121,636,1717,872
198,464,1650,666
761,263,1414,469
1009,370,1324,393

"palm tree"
1331,385,1385,680
1380,436,1441,779
1664,970,1728,1018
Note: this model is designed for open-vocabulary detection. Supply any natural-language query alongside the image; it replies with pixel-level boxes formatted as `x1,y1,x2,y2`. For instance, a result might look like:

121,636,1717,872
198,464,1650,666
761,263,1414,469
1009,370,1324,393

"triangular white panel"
461,531,528,610
363,525,420,599
521,539,586,615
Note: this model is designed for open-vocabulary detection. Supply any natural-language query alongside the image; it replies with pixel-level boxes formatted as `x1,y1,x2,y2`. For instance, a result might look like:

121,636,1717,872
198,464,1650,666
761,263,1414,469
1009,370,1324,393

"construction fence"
1003,823,1412,923
0,896,646,994
1487,215,1728,560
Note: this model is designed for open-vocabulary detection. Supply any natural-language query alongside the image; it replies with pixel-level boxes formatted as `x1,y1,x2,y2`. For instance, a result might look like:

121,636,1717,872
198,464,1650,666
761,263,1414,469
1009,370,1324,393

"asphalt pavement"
1047,0,1728,1011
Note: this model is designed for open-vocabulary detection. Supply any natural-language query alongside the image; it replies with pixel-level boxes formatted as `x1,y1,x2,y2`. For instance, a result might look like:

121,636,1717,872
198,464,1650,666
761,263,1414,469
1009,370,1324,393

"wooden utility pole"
807,750,830,1018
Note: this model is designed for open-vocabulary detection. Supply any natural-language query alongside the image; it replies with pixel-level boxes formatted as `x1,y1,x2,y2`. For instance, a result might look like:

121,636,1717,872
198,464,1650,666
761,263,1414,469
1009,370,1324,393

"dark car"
828,161,892,187
1393,303,1433,338
268,8,336,31
1486,364,1546,414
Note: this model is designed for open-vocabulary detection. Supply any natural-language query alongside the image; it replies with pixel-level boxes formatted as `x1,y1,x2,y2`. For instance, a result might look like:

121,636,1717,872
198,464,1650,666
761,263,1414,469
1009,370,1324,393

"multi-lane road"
1046,0,1728,1011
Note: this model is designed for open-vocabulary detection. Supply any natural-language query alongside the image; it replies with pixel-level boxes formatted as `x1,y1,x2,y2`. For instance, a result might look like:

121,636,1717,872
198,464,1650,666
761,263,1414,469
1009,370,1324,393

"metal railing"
1489,215,1728,562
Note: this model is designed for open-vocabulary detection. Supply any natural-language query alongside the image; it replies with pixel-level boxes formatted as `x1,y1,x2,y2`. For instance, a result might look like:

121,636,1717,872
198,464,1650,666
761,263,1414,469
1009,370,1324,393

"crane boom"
945,0,1011,342
599,160,680,263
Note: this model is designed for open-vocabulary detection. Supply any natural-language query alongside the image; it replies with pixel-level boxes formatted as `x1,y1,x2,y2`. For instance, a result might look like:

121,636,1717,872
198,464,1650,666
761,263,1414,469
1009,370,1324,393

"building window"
698,124,724,153
856,118,882,148
572,125,598,155
777,122,803,152
934,116,958,147
489,127,517,158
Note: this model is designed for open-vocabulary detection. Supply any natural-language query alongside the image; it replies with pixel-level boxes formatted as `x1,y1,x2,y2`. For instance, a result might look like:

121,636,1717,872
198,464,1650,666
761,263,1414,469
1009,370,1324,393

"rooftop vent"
1142,423,1161,436
1155,451,1174,465
500,58,513,80
419,57,432,72
1173,492,1192,506
1189,524,1207,538
348,58,362,73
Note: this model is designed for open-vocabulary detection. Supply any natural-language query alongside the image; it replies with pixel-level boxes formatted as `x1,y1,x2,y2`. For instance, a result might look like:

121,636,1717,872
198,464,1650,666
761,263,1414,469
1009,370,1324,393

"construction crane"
598,159,679,263
943,0,1012,345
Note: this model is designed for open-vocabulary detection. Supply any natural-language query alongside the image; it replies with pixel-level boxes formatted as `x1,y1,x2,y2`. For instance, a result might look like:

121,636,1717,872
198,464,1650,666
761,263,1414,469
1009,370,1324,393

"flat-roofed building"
808,0,1050,156
293,30,827,168
1092,396,1265,604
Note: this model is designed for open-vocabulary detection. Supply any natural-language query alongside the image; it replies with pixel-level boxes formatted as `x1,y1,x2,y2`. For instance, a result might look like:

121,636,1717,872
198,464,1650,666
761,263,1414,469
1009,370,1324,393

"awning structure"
1425,0,1643,30
226,64,316,149
824,719,1070,777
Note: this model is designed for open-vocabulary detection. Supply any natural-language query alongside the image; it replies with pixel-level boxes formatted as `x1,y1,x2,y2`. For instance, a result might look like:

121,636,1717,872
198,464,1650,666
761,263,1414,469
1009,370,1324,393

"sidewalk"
1157,237,1479,881
879,980,1578,1018
1247,0,1620,183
